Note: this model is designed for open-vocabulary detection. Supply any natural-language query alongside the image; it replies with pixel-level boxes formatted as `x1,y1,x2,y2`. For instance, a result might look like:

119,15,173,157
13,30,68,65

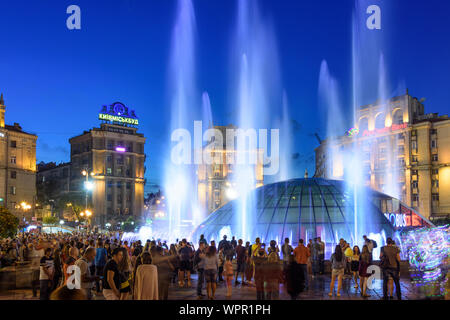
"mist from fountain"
162,0,200,243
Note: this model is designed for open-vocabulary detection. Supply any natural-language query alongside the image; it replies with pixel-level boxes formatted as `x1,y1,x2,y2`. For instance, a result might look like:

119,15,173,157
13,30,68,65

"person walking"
380,238,402,300
293,239,310,289
328,245,346,297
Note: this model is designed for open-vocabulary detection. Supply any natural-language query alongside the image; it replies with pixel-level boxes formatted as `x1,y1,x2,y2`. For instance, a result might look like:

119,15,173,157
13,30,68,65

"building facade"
0,94,37,221
36,162,72,220
197,125,264,214
315,91,450,221
69,102,146,226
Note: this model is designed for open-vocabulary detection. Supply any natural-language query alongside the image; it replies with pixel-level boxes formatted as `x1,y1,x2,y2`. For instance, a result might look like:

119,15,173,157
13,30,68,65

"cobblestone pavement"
0,273,436,300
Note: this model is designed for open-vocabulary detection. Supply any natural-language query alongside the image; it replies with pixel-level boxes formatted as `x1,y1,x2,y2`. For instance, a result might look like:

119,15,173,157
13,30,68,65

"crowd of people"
0,230,402,300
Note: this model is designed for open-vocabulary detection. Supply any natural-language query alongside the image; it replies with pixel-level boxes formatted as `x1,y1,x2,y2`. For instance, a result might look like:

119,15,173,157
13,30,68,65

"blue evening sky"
0,0,449,194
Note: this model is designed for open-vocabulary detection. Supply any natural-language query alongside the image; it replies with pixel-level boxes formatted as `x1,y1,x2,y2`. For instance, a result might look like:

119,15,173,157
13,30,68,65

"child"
224,256,234,298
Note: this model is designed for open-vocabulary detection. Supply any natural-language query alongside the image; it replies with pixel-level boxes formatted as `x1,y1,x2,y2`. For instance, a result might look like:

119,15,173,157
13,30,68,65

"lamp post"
81,169,95,210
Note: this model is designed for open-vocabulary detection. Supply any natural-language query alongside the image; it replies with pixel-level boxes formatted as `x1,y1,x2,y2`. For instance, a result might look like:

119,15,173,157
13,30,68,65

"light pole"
81,169,95,211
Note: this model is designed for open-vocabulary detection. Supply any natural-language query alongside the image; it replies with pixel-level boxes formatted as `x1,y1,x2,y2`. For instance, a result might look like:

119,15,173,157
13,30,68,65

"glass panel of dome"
327,207,345,223
300,206,314,222
270,207,288,223
323,193,337,207
312,193,324,206
265,197,278,208
289,194,300,207
286,207,300,223
265,224,284,243
314,206,329,223
278,195,291,207
259,208,275,223
301,193,311,206
282,224,299,243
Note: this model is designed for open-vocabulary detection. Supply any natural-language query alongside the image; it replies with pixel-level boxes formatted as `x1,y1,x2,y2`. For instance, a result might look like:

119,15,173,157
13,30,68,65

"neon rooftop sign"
99,102,139,126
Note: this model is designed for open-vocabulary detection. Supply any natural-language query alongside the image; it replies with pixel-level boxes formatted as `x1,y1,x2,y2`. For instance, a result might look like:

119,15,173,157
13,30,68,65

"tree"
0,207,19,238
43,216,59,225
122,216,136,232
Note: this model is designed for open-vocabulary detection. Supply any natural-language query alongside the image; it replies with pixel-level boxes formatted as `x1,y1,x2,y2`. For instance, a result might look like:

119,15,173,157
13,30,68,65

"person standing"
363,235,376,262
328,245,346,297
293,239,310,289
152,246,175,300
311,238,320,278
39,248,54,300
194,242,206,299
351,246,361,289
94,239,107,294
178,239,193,287
234,239,247,286
253,246,268,300
317,237,325,274
51,248,63,292
133,252,159,300
380,238,401,300
204,246,219,300
224,256,234,298
281,238,293,271
265,247,282,300
75,247,97,300
102,248,123,300
359,245,371,298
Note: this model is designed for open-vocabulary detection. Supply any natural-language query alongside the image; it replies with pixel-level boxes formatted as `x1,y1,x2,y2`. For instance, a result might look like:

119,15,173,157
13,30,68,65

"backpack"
372,240,378,249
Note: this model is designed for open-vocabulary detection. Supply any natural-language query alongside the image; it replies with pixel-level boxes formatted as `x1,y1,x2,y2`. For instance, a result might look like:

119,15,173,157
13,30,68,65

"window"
412,170,418,176
117,181,122,189
117,156,124,165
107,194,112,201
432,169,439,175
412,155,418,163
432,154,438,162
432,180,439,188
430,129,437,135
10,171,16,179
411,141,417,150
431,140,437,148
412,181,418,189
107,180,113,188
106,168,112,175
107,155,112,163
107,140,114,150
117,167,123,176
10,186,16,195
10,140,17,148
10,156,16,164
432,194,439,201
126,182,131,190
412,194,419,202
393,110,403,125
117,194,122,203
375,113,386,129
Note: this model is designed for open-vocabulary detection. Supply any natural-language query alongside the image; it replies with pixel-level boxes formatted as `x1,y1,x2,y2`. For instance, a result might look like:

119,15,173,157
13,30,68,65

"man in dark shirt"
235,239,247,286
380,238,401,300
102,248,123,300
39,248,54,300
178,239,193,287
230,236,237,248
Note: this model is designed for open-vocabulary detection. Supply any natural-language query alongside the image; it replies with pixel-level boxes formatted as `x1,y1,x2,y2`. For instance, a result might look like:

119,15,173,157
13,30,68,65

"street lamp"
82,169,95,210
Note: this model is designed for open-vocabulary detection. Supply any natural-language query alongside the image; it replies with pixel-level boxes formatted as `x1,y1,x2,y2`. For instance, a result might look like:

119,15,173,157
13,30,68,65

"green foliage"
123,216,136,232
0,207,19,238
43,215,59,225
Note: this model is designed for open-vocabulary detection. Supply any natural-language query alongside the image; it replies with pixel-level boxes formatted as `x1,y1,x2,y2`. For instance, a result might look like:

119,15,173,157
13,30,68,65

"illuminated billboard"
98,102,139,126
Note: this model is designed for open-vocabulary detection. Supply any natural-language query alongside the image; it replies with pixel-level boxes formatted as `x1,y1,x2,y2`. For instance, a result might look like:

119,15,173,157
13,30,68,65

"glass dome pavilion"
193,178,427,258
